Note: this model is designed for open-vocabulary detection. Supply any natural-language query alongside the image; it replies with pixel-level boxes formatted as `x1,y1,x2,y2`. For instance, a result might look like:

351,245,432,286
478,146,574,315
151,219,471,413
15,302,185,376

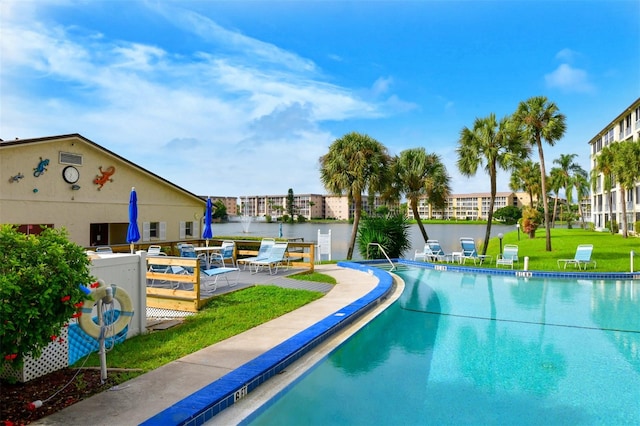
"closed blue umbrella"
126,187,140,253
203,197,213,246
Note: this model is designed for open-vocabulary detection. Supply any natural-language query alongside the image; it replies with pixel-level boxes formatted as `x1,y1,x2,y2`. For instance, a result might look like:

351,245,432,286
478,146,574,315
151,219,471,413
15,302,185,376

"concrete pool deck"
34,262,401,425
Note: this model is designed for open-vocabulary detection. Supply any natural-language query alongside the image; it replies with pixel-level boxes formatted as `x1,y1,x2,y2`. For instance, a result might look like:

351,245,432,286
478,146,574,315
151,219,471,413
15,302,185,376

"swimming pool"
243,266,640,425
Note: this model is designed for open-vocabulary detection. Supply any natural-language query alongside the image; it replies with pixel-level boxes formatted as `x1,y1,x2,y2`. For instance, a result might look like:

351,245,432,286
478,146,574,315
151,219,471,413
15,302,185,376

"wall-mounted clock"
62,166,80,184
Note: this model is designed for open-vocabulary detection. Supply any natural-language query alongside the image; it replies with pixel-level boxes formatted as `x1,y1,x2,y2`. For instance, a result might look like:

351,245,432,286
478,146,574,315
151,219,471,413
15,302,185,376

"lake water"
212,221,513,261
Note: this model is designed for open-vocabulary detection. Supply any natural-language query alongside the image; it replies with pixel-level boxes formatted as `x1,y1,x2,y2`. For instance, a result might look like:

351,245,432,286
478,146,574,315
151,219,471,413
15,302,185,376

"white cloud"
555,48,579,63
544,63,595,93
0,3,415,197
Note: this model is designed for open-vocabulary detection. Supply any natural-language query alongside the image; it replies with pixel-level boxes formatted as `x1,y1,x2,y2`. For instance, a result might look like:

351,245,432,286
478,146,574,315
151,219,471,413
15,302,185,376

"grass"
289,270,337,284
477,228,639,272
78,285,324,372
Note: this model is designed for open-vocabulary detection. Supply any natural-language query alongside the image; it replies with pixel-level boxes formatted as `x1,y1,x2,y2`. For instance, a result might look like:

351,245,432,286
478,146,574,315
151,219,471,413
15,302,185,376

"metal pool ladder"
367,243,395,271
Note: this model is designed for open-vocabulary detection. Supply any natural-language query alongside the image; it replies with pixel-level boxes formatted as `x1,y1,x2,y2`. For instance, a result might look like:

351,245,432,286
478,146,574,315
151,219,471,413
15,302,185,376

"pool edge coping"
140,261,394,426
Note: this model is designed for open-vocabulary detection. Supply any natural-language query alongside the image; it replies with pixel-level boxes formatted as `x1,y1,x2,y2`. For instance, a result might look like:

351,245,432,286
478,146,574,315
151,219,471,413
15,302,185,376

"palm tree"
457,113,528,255
319,132,391,260
548,167,564,227
510,159,541,208
514,96,567,251
611,140,640,238
591,144,616,233
572,171,590,228
553,154,584,205
390,148,451,242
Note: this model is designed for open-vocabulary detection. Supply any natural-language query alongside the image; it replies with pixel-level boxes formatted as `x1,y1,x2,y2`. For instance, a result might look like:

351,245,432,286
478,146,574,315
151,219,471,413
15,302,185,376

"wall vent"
59,152,83,166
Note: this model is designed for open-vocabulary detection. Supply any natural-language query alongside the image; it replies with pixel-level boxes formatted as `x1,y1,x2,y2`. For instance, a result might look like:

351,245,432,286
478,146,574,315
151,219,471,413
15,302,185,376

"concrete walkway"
35,264,395,425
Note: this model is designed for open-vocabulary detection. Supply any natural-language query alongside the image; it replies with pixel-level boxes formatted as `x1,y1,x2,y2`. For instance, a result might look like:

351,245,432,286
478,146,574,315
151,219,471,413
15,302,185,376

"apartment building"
241,194,325,220
207,196,238,216
589,97,640,230
408,192,522,221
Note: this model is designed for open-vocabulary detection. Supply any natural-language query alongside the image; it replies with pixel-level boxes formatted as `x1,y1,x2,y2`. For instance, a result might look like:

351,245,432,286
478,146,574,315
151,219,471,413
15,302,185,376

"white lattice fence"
1,328,69,383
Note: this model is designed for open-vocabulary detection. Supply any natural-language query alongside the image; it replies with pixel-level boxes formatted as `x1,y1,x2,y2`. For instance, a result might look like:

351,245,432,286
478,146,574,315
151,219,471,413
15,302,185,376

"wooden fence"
145,240,316,313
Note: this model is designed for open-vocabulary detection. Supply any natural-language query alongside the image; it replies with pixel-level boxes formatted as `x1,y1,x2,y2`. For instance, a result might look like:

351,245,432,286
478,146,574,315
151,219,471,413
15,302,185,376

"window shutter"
179,221,186,239
160,222,166,240
143,222,150,242
193,220,199,238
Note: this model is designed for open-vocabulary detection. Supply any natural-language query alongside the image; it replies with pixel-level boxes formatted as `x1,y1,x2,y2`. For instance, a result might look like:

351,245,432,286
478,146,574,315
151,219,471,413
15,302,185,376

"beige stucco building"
408,191,523,221
1,134,207,247
241,194,325,220
589,97,640,230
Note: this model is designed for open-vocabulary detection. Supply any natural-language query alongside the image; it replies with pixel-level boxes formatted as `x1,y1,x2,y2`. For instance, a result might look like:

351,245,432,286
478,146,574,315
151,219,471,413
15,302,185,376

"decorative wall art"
93,166,115,190
33,157,50,177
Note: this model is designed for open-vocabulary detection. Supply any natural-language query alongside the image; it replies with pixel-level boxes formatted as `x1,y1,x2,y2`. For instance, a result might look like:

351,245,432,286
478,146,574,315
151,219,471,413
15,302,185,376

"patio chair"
414,240,446,262
557,244,596,270
210,240,236,268
427,240,447,260
147,245,162,256
95,246,112,253
496,244,519,269
202,266,240,291
237,238,276,270
179,243,206,271
249,242,289,275
459,237,492,265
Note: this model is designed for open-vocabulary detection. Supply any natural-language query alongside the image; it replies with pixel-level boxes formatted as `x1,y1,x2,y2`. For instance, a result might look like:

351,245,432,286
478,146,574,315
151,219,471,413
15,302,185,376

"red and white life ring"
79,282,134,339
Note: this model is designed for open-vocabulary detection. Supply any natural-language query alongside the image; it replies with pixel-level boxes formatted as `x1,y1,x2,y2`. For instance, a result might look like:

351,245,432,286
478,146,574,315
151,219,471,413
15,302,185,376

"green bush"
521,206,542,238
0,225,93,367
606,220,619,234
357,213,411,259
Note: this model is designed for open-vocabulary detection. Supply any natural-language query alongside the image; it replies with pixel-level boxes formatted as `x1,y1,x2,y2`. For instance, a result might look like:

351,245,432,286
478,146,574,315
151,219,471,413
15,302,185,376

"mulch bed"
1,368,118,425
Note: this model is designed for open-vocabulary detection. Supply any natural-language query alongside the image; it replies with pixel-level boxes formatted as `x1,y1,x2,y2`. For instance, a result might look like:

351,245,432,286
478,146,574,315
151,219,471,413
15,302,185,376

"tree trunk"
412,197,429,242
537,140,552,251
346,195,361,260
608,188,615,234
483,165,497,256
621,186,629,238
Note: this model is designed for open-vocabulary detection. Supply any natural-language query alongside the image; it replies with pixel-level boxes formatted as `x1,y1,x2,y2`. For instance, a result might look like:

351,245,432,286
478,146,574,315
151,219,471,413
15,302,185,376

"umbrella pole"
130,243,134,253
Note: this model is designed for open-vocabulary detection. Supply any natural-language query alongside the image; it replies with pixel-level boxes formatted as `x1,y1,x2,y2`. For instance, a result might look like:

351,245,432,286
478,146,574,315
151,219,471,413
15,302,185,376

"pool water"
244,267,640,425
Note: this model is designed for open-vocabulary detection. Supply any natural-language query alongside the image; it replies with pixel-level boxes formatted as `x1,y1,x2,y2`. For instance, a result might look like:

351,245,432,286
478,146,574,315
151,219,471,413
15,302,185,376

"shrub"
356,213,411,259
494,206,522,225
0,225,93,367
606,220,619,234
521,206,542,238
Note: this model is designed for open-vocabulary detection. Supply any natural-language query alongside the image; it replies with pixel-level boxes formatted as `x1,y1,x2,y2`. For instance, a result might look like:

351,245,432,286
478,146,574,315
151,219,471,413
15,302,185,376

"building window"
185,221,193,237
149,222,159,238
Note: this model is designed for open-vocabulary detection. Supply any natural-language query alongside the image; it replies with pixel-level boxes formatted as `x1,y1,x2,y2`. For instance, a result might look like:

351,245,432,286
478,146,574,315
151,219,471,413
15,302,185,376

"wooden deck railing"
144,240,316,313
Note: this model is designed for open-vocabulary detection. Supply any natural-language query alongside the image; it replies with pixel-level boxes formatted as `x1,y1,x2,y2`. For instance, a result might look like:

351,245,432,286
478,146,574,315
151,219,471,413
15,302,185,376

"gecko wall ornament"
33,158,50,177
93,166,116,190
9,172,24,183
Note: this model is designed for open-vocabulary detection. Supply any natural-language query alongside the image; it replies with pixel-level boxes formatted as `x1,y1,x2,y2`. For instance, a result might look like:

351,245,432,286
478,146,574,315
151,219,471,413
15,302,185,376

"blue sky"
2,0,639,198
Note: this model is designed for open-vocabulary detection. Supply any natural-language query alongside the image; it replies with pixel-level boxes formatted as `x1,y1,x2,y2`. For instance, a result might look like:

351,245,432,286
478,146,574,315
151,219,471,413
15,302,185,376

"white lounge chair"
460,237,492,265
496,244,519,269
557,244,596,270
202,266,239,291
414,240,446,262
249,242,289,275
237,238,276,270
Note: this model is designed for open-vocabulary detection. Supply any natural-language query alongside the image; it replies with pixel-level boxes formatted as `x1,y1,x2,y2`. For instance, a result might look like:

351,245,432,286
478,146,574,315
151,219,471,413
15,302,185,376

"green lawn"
79,285,324,373
478,228,639,273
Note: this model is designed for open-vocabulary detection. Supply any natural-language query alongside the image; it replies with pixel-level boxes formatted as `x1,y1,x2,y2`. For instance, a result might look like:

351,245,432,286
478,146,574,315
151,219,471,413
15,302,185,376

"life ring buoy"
79,284,134,339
